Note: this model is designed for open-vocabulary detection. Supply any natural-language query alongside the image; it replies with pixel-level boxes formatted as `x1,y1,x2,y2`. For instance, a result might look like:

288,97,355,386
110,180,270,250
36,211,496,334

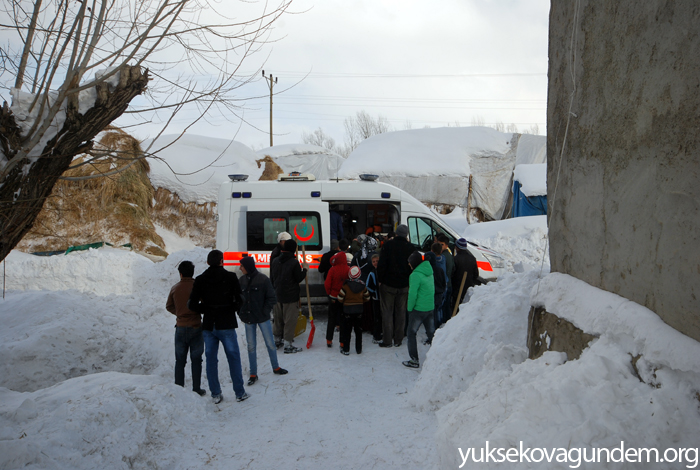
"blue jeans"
406,309,435,362
244,320,279,377
174,326,203,390
203,328,246,399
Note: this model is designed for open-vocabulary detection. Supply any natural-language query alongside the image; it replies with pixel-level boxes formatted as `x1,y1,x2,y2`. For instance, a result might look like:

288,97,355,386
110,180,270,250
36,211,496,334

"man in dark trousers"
376,224,415,348
188,250,248,404
166,260,206,396
238,256,288,386
270,239,309,354
451,238,480,313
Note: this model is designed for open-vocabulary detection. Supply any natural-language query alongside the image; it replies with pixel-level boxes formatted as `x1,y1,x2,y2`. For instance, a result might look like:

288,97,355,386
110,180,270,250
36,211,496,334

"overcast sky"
135,0,551,150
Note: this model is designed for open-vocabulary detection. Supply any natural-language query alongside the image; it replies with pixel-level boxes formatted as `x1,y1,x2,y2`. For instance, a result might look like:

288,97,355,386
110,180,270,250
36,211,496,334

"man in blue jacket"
238,256,288,386
188,250,248,404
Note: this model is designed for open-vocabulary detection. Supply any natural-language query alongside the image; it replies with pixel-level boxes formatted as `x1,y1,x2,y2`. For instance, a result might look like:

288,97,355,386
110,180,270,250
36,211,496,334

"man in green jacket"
403,251,435,368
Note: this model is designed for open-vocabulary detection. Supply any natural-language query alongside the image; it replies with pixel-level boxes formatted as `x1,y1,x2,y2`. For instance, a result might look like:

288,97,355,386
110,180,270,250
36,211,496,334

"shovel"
302,245,316,348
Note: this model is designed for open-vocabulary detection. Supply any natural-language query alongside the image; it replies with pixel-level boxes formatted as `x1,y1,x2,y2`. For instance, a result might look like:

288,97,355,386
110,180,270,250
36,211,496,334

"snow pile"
0,373,207,470
256,143,345,180
412,267,700,468
410,269,541,411
0,248,209,393
439,213,549,273
514,163,547,197
145,134,263,204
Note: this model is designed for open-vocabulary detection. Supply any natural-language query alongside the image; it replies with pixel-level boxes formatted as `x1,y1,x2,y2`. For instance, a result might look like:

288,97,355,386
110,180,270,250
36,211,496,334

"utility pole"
262,70,277,147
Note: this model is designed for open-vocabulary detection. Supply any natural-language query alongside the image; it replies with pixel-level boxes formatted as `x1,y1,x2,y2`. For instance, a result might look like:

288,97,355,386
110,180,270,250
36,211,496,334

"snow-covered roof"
256,143,344,181
339,126,513,178
514,163,547,197
144,134,262,204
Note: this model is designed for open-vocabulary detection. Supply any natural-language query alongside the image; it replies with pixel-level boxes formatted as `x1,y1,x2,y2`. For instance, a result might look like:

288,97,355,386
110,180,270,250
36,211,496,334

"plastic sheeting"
512,181,548,217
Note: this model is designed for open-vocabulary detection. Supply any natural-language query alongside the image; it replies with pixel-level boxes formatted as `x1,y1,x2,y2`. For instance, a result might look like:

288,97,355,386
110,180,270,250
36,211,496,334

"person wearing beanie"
318,239,340,281
376,223,415,348
166,260,206,397
324,251,350,347
451,237,480,313
188,250,249,404
403,251,435,369
270,237,309,354
270,231,292,265
238,256,288,386
336,266,370,355
435,233,455,324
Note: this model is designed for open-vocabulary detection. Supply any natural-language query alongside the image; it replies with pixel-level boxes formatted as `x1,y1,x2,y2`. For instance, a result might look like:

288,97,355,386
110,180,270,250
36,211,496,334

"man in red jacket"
166,260,206,396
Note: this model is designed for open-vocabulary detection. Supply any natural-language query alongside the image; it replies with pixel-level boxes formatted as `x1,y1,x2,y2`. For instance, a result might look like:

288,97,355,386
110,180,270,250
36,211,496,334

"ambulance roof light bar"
279,172,316,181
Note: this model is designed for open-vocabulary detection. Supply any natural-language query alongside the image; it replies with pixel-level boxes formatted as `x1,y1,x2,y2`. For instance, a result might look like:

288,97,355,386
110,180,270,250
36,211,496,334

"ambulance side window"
247,211,322,251
407,216,455,251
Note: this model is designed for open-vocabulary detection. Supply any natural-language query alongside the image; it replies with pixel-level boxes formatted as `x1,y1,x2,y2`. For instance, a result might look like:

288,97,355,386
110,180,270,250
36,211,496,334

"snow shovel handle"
452,272,468,318
302,245,313,320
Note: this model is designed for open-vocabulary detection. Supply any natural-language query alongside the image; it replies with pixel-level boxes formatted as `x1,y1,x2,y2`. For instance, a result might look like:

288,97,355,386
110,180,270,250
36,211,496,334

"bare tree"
343,110,392,155
0,0,292,262
471,115,486,127
522,123,540,135
507,123,519,133
301,127,338,153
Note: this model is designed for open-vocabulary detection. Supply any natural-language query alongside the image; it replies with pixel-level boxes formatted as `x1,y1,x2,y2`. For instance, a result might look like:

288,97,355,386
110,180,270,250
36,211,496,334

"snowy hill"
145,134,263,204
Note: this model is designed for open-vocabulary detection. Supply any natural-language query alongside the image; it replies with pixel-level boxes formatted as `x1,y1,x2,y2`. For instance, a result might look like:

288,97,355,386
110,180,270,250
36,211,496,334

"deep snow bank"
0,248,209,392
414,268,700,469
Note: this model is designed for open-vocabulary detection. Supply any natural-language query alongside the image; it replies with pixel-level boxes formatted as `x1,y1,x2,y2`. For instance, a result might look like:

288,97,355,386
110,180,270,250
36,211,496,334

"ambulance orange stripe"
477,260,493,272
223,251,322,269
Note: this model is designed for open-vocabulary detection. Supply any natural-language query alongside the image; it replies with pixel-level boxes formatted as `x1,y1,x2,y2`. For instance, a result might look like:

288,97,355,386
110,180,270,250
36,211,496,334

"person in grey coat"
238,256,288,386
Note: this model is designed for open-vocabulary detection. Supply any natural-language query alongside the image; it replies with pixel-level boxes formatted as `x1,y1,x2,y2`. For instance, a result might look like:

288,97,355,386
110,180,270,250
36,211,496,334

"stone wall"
547,2,700,341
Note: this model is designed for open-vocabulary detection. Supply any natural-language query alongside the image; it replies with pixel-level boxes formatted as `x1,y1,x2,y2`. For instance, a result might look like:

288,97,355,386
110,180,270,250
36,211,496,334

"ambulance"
216,173,507,297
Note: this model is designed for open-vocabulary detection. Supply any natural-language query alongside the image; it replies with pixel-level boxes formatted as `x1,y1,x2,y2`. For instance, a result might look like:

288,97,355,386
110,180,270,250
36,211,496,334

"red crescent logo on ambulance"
294,224,315,242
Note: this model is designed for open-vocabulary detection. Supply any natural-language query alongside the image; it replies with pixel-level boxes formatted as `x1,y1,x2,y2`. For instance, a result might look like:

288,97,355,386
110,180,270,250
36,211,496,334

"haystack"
16,126,166,256
256,156,285,181
149,187,217,248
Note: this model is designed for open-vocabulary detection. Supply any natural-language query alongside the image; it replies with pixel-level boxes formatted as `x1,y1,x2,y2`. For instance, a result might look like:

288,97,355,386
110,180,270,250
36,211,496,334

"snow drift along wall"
547,2,700,341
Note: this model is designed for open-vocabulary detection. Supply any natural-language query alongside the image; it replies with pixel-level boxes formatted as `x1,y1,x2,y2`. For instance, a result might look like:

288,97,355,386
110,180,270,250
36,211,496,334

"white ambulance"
216,173,506,295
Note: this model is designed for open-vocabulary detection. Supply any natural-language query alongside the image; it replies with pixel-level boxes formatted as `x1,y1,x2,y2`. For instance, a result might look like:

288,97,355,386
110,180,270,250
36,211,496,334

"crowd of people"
165,226,479,403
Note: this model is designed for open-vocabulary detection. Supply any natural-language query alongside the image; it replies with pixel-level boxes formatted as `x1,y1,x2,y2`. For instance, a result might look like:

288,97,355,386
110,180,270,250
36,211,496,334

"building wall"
547,2,700,341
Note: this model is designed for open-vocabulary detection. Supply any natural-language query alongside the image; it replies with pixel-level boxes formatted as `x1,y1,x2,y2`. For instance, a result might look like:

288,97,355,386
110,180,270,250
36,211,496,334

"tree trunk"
0,66,148,262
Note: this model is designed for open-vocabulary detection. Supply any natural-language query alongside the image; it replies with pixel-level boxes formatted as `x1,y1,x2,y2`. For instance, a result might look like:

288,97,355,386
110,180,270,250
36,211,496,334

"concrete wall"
547,2,700,341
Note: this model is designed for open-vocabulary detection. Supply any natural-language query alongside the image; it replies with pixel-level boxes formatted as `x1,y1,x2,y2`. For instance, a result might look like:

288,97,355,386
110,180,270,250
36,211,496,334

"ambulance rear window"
247,211,322,251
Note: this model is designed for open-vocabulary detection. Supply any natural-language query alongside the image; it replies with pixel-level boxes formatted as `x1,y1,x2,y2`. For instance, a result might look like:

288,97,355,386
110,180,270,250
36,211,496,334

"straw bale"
16,126,165,254
256,156,285,181
148,187,216,248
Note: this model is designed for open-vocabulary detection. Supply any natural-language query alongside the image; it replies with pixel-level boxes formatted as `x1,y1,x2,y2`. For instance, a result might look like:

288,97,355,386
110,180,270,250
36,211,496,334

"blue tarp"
512,181,547,217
